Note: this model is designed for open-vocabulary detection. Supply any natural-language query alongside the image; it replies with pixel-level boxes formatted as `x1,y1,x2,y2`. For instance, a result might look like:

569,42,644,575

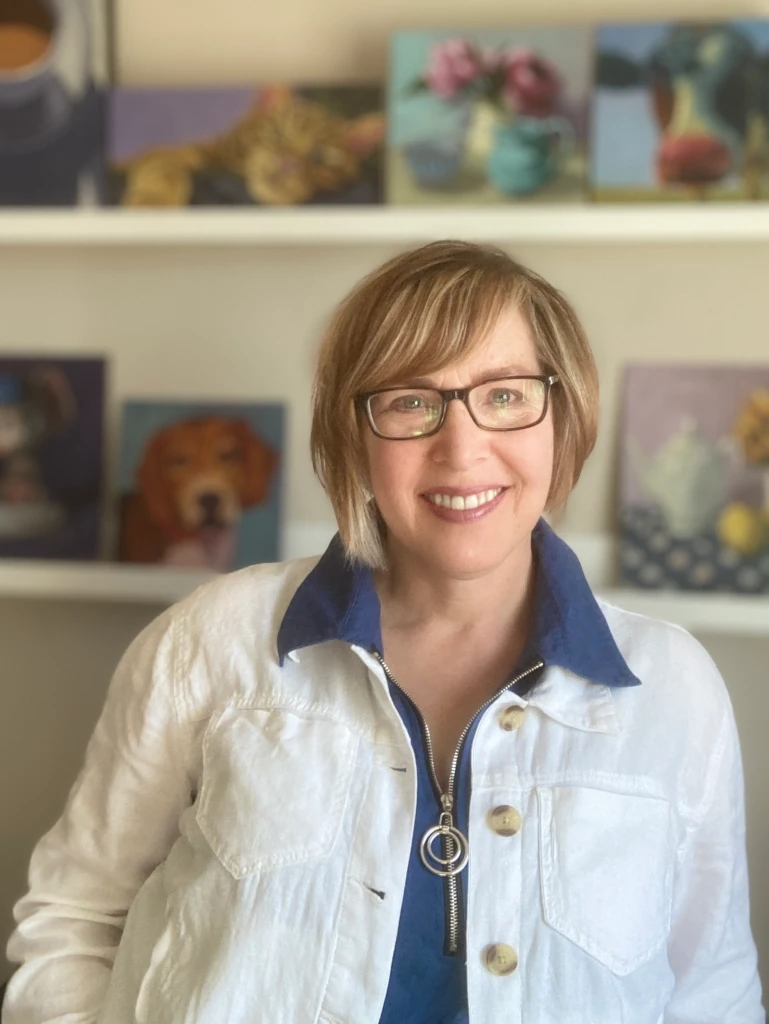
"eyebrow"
404,366,540,388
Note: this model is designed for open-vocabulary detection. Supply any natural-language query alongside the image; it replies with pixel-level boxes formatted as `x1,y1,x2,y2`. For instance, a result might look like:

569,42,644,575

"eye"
389,393,430,412
219,447,242,463
166,454,189,469
488,388,524,407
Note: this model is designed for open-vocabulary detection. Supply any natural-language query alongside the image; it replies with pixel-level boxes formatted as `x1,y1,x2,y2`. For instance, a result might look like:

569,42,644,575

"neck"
375,533,537,638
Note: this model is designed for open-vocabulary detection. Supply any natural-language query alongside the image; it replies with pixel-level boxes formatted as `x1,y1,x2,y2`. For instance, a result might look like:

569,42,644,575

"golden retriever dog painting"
118,405,283,571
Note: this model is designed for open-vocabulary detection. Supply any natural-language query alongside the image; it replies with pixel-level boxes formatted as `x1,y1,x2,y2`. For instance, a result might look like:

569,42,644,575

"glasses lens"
469,378,547,430
368,389,443,438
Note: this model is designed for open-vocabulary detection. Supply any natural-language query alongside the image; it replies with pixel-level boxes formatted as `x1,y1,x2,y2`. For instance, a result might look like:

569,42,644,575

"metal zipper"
373,649,544,956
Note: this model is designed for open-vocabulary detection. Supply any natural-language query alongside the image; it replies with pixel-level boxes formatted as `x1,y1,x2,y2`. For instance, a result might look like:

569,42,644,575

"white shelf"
1,529,768,636
595,588,769,637
0,560,216,604
3,204,769,246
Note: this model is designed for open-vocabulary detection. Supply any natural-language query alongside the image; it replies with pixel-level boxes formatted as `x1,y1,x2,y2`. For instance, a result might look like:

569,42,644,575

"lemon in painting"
718,503,769,555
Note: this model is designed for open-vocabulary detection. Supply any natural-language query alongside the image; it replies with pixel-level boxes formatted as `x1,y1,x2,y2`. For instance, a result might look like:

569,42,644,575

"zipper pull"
420,794,469,878
438,793,456,831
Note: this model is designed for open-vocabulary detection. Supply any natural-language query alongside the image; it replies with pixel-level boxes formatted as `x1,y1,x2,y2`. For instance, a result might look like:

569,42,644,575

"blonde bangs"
347,264,514,395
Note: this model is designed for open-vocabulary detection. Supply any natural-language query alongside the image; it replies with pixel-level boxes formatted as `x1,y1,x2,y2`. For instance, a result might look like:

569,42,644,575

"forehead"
469,304,537,363
416,304,540,384
162,418,237,447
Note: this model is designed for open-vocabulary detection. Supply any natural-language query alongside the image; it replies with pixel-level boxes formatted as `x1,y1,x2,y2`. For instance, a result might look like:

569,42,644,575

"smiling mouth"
424,488,504,511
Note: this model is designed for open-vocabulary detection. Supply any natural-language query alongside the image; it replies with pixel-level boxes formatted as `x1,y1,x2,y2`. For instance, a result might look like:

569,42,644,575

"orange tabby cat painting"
108,84,385,206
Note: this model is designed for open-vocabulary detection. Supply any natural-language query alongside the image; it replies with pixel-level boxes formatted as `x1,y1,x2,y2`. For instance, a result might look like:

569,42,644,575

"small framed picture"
108,84,385,207
117,401,285,572
0,356,106,559
388,28,591,205
592,20,769,201
620,364,769,593
0,0,112,205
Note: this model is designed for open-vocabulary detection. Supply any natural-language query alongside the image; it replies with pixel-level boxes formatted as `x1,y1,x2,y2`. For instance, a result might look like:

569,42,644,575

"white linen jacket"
4,553,765,1024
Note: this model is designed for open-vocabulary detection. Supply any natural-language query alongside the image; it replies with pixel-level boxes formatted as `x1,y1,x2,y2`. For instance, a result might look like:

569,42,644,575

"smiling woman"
3,242,764,1024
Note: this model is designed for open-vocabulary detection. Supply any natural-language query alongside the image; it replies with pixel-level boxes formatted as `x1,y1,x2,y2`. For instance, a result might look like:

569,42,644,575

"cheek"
498,427,554,486
366,438,422,505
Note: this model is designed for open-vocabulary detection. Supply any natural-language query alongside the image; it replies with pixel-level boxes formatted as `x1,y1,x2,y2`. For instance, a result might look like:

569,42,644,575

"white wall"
2,0,768,997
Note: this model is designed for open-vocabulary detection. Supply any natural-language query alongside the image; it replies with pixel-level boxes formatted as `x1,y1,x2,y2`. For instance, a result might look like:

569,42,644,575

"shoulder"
597,596,733,739
173,555,319,646
122,557,319,678
597,599,741,817
134,556,324,714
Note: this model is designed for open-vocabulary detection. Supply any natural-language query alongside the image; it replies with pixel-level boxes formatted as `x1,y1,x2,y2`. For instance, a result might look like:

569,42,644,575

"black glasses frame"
358,374,560,440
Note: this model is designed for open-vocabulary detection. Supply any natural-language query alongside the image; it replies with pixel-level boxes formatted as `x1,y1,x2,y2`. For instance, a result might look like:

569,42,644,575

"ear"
25,365,77,432
233,419,278,508
254,83,294,112
344,112,386,157
136,428,179,533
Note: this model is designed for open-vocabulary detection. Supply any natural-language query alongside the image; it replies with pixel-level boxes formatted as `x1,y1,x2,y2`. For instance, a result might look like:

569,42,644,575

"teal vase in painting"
487,116,573,196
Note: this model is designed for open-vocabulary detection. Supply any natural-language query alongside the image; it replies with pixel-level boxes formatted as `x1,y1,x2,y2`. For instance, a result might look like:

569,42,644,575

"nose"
430,396,488,468
198,492,221,516
657,134,732,185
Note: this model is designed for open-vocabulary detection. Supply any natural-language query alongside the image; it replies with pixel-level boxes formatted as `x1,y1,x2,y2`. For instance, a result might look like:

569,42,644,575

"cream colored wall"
2,0,768,998
119,0,769,83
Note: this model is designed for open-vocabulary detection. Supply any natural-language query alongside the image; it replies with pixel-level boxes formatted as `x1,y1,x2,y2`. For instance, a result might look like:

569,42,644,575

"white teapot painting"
628,417,733,537
620,365,769,595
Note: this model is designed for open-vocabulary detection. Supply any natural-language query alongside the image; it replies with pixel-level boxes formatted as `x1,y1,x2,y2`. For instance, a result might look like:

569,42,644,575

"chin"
417,534,522,580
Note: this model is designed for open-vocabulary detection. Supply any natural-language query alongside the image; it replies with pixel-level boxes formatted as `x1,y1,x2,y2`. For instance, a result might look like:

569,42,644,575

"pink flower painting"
389,29,590,205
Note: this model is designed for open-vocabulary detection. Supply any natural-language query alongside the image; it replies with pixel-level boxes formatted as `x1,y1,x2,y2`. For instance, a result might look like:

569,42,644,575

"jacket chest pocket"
538,785,674,976
195,707,359,879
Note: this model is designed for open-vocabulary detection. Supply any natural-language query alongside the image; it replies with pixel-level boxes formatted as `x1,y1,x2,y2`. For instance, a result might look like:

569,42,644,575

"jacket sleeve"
3,606,193,1024
665,693,764,1022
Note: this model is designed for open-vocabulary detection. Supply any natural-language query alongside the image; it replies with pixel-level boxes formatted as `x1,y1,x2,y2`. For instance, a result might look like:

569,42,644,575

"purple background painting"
621,363,769,507
109,89,257,162
107,85,385,206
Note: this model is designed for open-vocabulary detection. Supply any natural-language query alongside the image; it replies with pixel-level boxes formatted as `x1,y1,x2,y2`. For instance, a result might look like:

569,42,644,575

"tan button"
499,705,525,731
482,943,519,976
487,805,522,837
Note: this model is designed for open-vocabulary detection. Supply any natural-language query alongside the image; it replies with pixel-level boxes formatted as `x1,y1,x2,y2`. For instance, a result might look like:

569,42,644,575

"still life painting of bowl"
620,364,769,593
387,28,591,205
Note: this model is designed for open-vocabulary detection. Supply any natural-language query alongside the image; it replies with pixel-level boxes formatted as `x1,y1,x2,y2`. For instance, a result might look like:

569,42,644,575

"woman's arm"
3,606,192,1023
665,693,764,1021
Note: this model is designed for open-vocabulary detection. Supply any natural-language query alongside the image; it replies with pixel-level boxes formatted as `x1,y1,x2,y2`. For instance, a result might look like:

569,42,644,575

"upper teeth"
427,489,502,510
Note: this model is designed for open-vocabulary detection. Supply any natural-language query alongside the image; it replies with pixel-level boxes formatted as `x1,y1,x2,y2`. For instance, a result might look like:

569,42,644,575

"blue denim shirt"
277,520,640,1024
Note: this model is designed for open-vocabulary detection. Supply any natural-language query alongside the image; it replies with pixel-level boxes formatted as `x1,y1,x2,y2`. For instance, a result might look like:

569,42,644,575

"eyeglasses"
358,375,560,440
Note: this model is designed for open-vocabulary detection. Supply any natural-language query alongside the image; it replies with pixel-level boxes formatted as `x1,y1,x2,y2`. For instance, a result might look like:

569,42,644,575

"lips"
420,486,509,522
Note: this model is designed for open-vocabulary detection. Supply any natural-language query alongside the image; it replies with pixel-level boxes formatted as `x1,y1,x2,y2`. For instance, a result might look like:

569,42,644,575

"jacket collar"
277,518,641,690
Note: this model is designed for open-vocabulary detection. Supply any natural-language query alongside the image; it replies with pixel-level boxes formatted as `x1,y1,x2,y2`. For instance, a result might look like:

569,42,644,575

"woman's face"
364,303,555,581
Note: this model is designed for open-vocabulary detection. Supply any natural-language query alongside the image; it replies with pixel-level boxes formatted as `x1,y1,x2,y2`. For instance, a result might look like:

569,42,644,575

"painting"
620,365,769,593
0,356,105,558
107,85,385,207
117,401,284,572
0,0,112,205
387,28,592,205
592,20,769,201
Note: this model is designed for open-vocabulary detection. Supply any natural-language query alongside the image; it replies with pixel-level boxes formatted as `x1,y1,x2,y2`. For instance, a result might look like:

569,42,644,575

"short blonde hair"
311,241,598,569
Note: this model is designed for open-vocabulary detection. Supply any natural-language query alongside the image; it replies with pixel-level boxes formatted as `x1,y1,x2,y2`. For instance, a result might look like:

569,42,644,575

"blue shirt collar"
277,518,640,689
